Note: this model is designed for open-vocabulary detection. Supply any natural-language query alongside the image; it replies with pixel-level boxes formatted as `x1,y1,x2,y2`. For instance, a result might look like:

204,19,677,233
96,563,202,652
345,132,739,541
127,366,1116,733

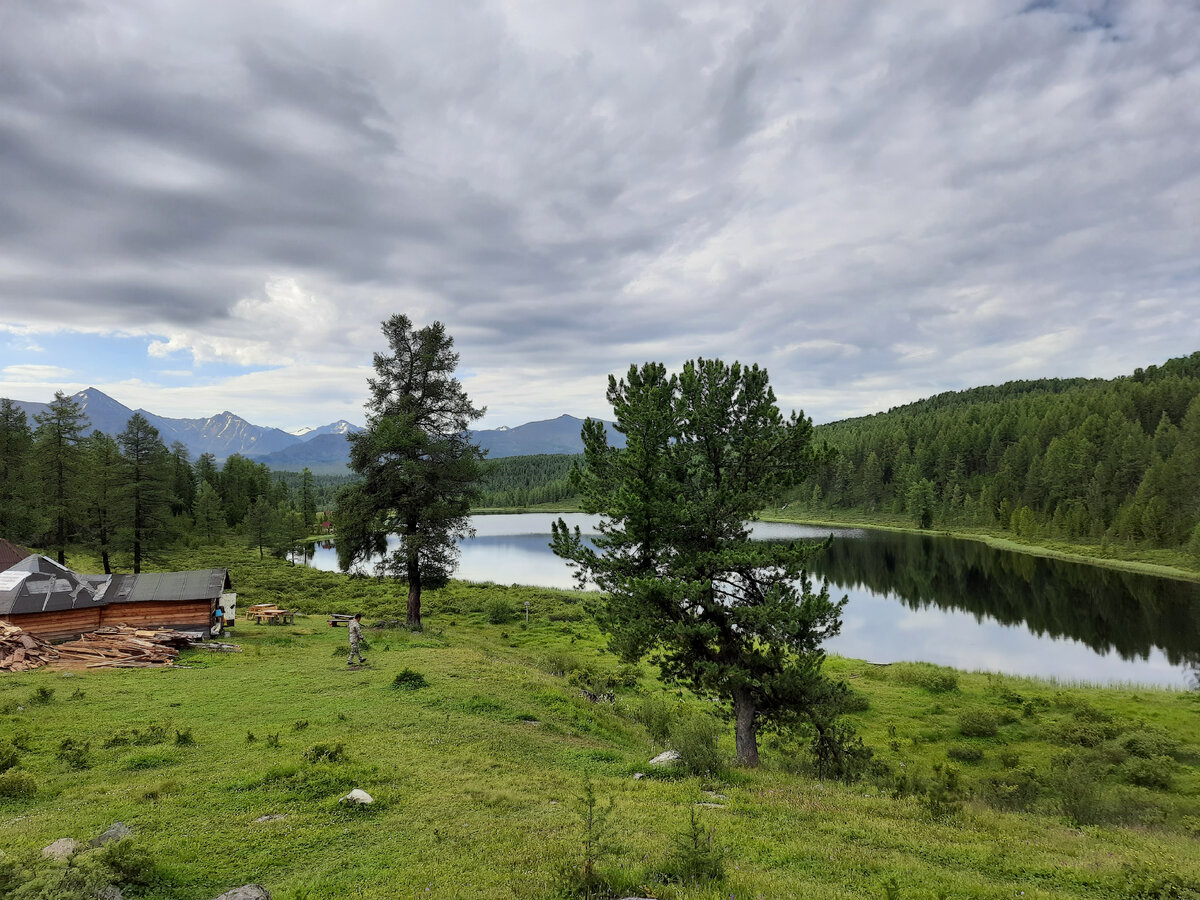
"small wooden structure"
0,556,232,642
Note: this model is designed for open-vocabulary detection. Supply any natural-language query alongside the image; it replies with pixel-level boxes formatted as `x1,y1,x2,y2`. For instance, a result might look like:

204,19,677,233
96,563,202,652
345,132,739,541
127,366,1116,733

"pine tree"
551,358,842,767
193,480,225,544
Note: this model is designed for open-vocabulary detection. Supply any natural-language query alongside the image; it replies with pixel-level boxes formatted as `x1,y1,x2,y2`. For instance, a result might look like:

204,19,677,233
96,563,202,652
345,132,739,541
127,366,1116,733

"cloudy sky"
0,0,1197,431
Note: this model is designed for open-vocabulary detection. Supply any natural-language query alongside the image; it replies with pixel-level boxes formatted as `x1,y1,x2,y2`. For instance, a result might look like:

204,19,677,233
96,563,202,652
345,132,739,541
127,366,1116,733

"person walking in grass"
347,613,367,666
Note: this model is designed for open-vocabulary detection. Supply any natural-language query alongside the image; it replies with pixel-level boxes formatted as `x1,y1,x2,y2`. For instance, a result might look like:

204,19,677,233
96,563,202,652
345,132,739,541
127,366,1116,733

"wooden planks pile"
55,625,199,668
0,622,60,672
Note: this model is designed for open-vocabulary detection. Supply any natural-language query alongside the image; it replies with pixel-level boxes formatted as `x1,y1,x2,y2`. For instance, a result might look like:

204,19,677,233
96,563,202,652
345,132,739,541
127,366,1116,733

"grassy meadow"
1,545,1199,899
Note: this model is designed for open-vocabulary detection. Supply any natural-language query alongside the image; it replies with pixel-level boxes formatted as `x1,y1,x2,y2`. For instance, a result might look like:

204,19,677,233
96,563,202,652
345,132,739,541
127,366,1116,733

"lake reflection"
301,514,1200,688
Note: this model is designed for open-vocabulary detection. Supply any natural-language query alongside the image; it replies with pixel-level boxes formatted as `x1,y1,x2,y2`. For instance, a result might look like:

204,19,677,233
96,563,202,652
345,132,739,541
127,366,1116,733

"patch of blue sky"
0,331,273,386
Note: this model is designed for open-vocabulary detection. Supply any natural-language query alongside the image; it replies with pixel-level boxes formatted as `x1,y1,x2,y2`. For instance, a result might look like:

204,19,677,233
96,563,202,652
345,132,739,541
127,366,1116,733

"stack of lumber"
0,622,60,671
55,625,197,668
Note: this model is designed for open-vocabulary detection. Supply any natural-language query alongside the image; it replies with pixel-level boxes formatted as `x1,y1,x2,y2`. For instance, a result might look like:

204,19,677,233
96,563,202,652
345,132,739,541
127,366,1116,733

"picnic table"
328,613,356,627
247,603,295,625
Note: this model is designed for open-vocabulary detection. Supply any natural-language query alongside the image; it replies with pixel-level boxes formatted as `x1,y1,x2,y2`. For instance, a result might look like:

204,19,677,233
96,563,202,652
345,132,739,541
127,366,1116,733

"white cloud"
1,364,74,382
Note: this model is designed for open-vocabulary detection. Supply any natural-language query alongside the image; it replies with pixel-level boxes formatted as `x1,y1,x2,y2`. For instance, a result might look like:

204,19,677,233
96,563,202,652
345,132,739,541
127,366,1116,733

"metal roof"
0,539,31,572
0,556,230,617
0,556,106,616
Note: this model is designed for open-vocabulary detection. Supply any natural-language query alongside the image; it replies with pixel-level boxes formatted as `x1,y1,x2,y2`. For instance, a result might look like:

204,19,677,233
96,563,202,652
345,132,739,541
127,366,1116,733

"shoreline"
758,510,1200,584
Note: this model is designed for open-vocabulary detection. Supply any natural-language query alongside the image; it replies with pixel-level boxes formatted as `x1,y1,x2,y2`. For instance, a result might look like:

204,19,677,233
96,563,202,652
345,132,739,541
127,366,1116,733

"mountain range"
5,388,620,472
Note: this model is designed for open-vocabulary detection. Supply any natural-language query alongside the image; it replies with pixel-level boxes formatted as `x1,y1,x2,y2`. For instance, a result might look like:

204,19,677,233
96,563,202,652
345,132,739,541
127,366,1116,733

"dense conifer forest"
789,351,1200,556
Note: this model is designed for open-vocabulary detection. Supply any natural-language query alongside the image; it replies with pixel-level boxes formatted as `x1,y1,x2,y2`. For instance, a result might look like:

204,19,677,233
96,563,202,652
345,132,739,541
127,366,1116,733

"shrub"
891,662,958,693
920,764,963,820
958,709,999,738
634,695,674,745
56,738,91,770
811,722,873,782
265,733,281,748
134,724,169,746
292,719,310,731
68,688,86,701
669,711,724,777
123,751,176,771
541,650,580,676
1121,728,1180,759
1051,716,1122,747
0,770,37,799
88,837,161,888
28,686,55,705
0,742,18,774
660,808,726,884
174,728,195,747
304,742,347,763
981,767,1041,812
947,744,984,763
1121,755,1177,791
614,664,643,688
484,598,516,624
1054,755,1114,826
999,749,1021,768
839,689,870,713
390,669,429,691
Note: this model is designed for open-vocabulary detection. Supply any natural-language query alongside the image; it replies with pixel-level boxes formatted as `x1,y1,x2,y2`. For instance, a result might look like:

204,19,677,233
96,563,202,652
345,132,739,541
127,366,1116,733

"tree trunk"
406,543,422,631
734,688,760,767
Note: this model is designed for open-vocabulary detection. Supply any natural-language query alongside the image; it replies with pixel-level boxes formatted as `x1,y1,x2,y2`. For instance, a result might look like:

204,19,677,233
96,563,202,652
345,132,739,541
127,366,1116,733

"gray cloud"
0,0,1197,428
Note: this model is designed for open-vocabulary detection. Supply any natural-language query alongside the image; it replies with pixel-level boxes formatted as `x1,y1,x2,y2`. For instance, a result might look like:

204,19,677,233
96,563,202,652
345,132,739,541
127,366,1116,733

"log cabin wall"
100,600,213,633
0,607,103,642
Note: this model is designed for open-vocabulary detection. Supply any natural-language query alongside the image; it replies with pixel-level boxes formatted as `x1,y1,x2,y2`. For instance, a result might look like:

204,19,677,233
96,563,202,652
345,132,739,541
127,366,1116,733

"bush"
541,650,580,676
891,662,958,693
304,742,347,763
669,711,724,777
485,597,517,624
174,728,195,747
0,742,18,774
0,770,37,799
1121,755,1177,791
57,738,91,770
28,686,55,705
634,695,674,745
920,764,963,820
1054,755,1114,826
999,749,1021,768
811,722,873,782
390,669,429,691
947,744,984,763
660,808,726,884
1121,728,1180,759
981,767,1041,812
958,709,999,738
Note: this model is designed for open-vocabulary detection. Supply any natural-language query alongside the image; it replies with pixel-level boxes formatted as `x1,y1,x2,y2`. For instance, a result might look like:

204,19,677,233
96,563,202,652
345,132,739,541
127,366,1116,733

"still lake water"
302,513,1200,688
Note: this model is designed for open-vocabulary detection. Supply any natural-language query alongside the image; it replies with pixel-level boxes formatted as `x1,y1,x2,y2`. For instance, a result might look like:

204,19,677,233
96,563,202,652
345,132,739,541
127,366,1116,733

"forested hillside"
476,453,579,508
0,392,334,569
791,352,1200,555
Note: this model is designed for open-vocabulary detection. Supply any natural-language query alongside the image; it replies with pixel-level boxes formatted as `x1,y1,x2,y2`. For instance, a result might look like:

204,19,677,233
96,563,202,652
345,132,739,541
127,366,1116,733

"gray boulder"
648,750,682,766
213,886,271,900
90,821,132,847
41,837,76,860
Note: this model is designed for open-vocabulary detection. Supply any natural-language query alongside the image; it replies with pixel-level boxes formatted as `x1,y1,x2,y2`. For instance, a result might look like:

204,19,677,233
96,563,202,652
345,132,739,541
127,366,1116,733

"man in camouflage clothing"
347,613,367,665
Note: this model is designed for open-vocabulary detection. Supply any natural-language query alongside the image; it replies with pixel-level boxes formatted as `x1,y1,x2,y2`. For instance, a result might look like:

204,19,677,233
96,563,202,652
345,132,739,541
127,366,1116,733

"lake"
300,513,1200,688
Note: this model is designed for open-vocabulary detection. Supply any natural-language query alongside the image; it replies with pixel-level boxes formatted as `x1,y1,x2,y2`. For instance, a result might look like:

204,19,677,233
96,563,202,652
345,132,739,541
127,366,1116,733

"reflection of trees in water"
800,534,1200,668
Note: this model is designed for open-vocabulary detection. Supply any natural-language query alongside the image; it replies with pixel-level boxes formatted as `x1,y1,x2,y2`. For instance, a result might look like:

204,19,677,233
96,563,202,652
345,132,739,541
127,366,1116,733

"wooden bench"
328,614,356,627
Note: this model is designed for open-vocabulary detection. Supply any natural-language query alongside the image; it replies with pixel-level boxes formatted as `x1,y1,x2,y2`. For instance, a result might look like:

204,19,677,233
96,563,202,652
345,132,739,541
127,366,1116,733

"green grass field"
2,546,1199,899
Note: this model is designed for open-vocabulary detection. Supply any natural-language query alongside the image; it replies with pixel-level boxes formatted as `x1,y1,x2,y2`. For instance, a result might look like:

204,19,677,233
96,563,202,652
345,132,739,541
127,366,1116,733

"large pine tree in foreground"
335,315,485,630
552,358,844,766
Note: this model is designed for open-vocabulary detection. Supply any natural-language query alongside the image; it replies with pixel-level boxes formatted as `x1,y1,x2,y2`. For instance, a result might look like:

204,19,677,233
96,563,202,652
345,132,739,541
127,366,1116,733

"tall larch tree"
0,399,38,543
335,315,485,630
116,413,173,573
33,391,89,564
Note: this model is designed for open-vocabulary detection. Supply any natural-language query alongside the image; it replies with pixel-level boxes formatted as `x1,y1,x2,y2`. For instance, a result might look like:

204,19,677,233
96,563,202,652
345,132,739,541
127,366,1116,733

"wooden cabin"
0,539,31,573
0,556,231,642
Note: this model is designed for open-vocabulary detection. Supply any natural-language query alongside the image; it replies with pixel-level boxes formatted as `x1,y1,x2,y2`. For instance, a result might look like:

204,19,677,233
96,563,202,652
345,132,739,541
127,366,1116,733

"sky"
0,1,1197,432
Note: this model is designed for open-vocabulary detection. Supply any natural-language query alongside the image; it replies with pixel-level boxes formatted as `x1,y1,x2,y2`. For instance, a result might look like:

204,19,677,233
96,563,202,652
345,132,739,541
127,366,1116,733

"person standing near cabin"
212,603,225,637
347,613,366,665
